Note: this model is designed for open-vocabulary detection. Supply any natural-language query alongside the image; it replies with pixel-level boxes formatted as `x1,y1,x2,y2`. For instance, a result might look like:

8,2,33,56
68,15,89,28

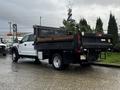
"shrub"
113,43,120,52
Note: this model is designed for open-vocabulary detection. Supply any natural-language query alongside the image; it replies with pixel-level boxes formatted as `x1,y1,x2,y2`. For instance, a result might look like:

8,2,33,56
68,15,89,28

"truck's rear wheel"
52,54,67,70
12,50,19,63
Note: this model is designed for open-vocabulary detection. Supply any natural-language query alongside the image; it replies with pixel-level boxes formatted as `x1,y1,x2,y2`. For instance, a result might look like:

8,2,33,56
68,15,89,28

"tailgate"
82,34,113,50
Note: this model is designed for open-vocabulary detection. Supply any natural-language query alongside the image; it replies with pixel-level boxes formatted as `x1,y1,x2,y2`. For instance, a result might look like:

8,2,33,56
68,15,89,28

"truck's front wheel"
52,54,67,70
12,50,19,63
3,53,6,56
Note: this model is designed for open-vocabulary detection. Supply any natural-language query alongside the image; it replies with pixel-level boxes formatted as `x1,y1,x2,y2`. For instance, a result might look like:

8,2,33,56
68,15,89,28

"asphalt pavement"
0,55,120,90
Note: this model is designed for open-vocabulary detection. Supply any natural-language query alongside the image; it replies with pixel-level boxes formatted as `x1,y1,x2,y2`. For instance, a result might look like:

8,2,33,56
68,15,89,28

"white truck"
11,26,112,70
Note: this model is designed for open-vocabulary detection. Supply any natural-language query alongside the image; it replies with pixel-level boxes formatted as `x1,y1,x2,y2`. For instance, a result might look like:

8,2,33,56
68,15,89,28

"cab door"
18,34,37,56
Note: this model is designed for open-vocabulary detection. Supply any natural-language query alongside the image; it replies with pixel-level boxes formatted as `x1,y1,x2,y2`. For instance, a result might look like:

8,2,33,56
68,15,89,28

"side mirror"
19,40,23,44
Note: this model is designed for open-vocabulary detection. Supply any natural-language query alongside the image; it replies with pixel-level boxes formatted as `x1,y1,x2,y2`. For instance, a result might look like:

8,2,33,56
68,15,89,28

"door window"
21,35,29,43
28,34,34,41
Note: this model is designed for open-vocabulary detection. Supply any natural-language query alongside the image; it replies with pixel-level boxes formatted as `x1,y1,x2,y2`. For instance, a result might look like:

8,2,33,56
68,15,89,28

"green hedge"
101,52,120,64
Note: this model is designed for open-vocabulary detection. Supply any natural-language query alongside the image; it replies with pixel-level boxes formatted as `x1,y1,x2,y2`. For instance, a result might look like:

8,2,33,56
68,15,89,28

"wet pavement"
0,55,120,90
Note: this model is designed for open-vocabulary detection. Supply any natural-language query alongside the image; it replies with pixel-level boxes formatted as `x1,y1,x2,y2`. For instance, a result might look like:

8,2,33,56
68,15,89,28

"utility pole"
8,22,12,34
40,16,42,26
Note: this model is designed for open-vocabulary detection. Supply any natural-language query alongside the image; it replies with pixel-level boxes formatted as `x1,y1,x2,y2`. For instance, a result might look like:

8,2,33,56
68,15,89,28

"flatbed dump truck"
34,25,112,70
11,25,112,70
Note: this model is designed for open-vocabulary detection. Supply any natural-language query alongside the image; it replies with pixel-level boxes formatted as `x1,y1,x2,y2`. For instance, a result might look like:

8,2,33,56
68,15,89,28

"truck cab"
11,34,41,63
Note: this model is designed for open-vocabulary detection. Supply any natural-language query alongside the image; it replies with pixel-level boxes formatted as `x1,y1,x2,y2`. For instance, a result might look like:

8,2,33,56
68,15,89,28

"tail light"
75,49,80,53
75,34,81,53
96,32,103,36
77,34,80,45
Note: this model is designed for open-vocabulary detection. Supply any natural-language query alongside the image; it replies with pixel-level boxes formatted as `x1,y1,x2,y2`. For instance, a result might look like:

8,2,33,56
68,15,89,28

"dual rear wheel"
52,53,68,70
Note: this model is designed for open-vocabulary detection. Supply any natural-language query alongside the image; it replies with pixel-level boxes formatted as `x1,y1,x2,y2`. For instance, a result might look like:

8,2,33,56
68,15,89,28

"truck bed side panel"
35,41,74,51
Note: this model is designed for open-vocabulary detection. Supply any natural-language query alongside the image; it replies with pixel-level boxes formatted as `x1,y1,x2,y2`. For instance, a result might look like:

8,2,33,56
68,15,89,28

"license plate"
80,55,86,60
101,39,106,42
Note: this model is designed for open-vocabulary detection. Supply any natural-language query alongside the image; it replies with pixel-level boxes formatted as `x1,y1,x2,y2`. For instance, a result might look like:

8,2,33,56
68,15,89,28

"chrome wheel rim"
53,56,61,68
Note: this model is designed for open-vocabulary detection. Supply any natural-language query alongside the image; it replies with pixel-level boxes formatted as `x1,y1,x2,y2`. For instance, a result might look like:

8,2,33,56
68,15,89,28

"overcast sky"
0,0,120,33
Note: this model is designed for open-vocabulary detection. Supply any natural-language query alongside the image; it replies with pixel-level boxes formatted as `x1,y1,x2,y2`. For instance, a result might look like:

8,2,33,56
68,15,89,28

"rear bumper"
82,43,113,51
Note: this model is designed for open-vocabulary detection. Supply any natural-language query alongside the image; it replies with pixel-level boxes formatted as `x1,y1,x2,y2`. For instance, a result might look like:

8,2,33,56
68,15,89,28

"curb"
91,62,120,68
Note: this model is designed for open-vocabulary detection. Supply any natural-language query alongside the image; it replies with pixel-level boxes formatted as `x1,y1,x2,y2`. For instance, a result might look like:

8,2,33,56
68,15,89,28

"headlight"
108,39,111,43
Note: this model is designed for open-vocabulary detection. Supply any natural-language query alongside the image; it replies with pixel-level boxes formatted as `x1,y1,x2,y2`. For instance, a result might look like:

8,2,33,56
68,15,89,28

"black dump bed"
34,25,112,51
34,25,74,50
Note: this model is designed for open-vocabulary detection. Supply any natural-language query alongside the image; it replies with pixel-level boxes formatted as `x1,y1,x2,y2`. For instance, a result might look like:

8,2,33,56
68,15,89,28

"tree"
95,17,103,33
63,19,78,34
79,18,92,33
107,13,118,46
63,8,79,35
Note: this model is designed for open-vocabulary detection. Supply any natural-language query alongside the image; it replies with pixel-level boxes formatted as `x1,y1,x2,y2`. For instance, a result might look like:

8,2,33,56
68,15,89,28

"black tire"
3,53,6,56
52,53,67,70
12,50,19,63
